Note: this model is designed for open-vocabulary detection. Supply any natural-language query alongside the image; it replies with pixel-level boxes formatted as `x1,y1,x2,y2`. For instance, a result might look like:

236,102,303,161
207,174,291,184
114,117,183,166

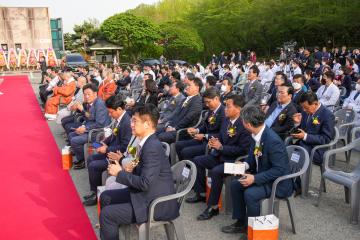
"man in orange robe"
98,69,117,101
44,72,76,120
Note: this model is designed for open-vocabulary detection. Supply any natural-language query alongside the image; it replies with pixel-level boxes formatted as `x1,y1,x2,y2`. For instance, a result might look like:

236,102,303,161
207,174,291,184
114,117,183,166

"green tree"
100,13,161,61
64,18,101,53
160,22,204,62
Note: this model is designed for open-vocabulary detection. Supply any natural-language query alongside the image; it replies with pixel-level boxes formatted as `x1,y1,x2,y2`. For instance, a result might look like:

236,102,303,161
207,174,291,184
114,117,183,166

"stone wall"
0,7,52,50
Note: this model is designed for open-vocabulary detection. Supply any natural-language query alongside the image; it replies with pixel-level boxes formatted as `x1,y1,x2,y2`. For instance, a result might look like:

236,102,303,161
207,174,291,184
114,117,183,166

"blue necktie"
265,105,283,127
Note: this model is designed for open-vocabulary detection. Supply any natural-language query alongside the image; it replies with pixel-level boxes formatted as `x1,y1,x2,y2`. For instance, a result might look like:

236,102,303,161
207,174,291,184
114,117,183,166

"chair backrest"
171,160,197,212
334,109,355,136
286,145,310,177
351,126,360,142
262,82,272,93
266,146,310,214
260,92,271,105
161,142,170,158
324,138,360,172
334,109,356,126
194,110,209,128
339,86,347,97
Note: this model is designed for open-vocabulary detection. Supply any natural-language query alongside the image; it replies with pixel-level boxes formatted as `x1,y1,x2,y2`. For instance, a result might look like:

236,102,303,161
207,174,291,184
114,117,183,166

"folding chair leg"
315,176,325,207
350,185,359,224
303,162,312,197
83,143,89,167
138,223,148,240
122,224,131,240
164,223,175,240
170,143,177,166
346,149,352,164
286,197,296,234
172,218,186,240
273,201,280,217
344,186,350,204
225,176,233,215
320,166,326,193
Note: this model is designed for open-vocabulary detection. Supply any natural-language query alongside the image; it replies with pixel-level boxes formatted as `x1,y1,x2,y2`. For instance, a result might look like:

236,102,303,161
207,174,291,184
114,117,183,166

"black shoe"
185,194,206,204
83,191,96,200
83,195,97,206
221,220,247,234
197,207,219,221
73,160,85,170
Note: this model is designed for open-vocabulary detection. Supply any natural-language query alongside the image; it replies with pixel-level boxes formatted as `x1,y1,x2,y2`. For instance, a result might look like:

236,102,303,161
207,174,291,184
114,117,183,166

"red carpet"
0,75,97,239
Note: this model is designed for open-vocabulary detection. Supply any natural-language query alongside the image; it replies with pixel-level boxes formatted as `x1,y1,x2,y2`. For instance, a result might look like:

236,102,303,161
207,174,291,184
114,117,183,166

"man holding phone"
291,92,335,165
175,87,225,161
222,105,293,236
290,92,335,195
82,95,131,206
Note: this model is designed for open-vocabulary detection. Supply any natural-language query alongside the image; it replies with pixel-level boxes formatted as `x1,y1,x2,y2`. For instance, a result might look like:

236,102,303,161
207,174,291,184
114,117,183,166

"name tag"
290,153,300,163
224,162,245,175
182,167,190,178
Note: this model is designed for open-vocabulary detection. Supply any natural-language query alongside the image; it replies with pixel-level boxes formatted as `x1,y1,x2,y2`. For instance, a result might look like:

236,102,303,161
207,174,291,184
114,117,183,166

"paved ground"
5,72,359,240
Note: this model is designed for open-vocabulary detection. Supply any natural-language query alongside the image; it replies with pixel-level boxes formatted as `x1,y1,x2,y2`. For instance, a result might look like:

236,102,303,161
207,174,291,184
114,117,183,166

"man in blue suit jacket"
100,104,179,240
176,87,225,161
157,77,203,144
68,84,111,169
186,95,251,221
222,105,293,236
83,95,132,206
291,91,335,165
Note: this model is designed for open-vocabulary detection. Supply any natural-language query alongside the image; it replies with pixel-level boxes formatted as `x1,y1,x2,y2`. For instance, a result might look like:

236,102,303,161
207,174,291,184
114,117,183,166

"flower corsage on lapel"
278,113,286,121
227,125,237,137
208,115,216,125
254,145,263,158
113,127,119,136
250,84,256,92
170,100,176,105
312,116,320,125
182,100,189,108
131,147,141,167
128,146,137,157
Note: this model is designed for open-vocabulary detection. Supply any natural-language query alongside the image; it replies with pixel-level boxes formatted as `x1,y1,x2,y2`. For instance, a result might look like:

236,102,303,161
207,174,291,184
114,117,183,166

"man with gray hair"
221,105,293,236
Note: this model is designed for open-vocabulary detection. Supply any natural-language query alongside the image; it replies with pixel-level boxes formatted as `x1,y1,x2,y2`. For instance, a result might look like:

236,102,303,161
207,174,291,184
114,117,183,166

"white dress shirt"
316,83,340,107
244,124,266,172
343,90,360,113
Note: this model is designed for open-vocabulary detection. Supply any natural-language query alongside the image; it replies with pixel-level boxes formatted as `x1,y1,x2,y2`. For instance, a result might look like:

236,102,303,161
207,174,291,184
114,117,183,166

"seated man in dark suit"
176,87,225,161
242,65,263,106
158,80,186,128
83,95,132,205
222,105,294,236
157,77,203,144
265,83,297,139
68,84,111,169
99,104,179,240
115,68,131,92
186,95,251,221
291,91,335,165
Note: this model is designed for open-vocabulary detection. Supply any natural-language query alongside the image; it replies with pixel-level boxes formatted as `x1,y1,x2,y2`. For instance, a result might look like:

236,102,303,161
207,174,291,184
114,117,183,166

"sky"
1,0,159,33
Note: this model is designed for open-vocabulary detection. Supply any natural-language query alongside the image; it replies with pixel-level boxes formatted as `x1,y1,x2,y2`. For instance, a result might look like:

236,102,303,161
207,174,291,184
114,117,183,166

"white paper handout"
224,162,245,175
